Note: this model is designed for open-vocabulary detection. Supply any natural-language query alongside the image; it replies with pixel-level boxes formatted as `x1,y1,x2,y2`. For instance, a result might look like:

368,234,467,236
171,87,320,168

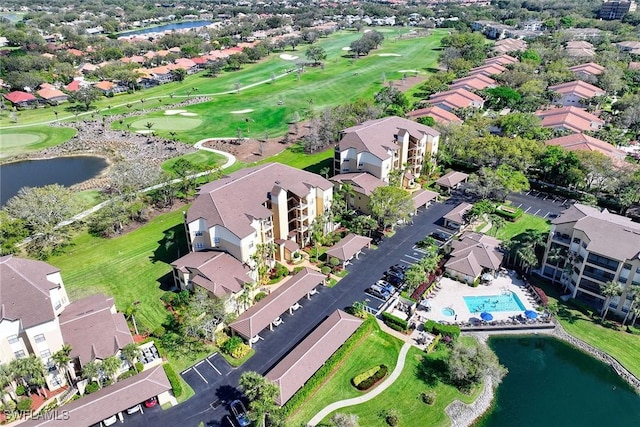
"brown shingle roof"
445,232,504,277
171,251,252,297
325,233,372,262
331,172,385,197
36,88,68,100
266,310,363,406
230,268,325,339
21,365,171,427
59,294,133,366
186,163,332,239
443,202,473,225
339,117,440,161
435,171,469,188
412,189,438,209
406,106,463,124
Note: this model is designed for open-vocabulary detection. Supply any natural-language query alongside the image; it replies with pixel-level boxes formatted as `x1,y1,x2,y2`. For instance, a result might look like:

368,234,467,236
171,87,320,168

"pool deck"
416,271,541,324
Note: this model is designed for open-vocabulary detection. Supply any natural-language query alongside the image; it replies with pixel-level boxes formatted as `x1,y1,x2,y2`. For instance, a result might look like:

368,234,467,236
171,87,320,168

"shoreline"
446,323,640,427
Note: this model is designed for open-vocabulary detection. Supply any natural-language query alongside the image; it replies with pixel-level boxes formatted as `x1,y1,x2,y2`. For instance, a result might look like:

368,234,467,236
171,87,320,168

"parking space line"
205,358,221,375
543,212,550,219
400,259,414,265
524,207,531,213
193,367,208,384
405,254,421,261
533,209,541,216
195,361,205,367
413,247,426,254
516,203,522,208
181,368,191,374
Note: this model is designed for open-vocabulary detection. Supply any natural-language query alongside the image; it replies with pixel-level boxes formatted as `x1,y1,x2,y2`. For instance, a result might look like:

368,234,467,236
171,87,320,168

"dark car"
386,269,404,281
371,230,385,245
376,279,396,295
430,231,450,242
389,264,407,273
230,400,251,427
385,273,403,286
367,283,391,300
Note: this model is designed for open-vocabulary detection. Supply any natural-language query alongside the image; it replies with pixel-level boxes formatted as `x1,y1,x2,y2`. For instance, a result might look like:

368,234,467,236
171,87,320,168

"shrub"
16,398,32,412
471,277,480,287
495,205,523,221
163,364,182,397
85,382,100,394
254,292,268,303
270,262,289,279
231,342,251,359
135,362,144,373
152,326,166,338
118,369,137,380
222,336,244,356
292,266,305,275
384,409,399,426
423,320,461,339
352,364,388,390
215,330,230,348
15,385,26,396
421,391,436,405
321,266,331,275
381,312,408,331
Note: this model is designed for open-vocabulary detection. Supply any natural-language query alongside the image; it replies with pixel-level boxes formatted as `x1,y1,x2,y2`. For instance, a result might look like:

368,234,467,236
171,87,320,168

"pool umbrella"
524,310,538,319
480,311,493,321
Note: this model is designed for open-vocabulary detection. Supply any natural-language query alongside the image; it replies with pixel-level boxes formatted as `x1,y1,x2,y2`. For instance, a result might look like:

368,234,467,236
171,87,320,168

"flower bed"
495,205,523,221
352,364,388,390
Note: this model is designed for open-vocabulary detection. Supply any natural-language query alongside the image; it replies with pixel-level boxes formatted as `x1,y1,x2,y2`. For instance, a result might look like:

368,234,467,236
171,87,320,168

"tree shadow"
304,157,332,176
157,271,176,292
415,355,448,387
557,306,579,324
423,67,441,73
215,385,243,405
150,223,188,264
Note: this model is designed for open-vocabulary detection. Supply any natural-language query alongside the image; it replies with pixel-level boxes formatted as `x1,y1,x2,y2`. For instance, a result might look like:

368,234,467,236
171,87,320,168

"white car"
103,415,117,426
126,404,142,415
272,316,283,326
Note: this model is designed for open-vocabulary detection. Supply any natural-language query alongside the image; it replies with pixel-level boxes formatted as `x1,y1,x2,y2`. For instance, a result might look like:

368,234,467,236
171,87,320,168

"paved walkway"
306,342,411,426
193,138,237,169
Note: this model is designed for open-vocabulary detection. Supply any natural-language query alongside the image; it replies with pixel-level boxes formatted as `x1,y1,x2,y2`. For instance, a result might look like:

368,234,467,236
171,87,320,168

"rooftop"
171,251,252,297
325,233,372,262
546,133,626,161
535,106,604,133
331,172,385,197
406,106,463,124
436,171,469,188
445,232,504,278
548,80,606,99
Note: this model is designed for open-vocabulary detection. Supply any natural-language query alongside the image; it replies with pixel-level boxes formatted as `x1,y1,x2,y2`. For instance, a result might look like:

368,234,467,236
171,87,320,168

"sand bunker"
398,69,419,73
230,109,254,114
378,53,401,57
341,47,352,51
180,112,198,116
164,109,187,115
136,130,153,134
279,54,299,61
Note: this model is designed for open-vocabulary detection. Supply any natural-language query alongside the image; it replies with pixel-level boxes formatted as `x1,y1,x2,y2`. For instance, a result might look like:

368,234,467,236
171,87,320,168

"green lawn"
256,143,333,173
0,126,77,159
286,323,404,426
161,150,227,174
47,208,188,332
491,214,551,241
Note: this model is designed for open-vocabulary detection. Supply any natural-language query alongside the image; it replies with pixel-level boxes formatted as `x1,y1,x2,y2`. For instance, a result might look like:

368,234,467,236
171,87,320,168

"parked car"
144,397,158,408
376,279,396,295
386,269,404,281
385,274,403,286
367,283,391,300
103,415,118,426
372,230,385,245
430,231,450,242
389,264,408,273
230,400,251,427
445,222,461,230
126,404,141,415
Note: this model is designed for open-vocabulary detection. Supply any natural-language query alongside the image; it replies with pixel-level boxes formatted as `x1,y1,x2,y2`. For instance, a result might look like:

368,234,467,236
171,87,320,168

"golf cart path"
306,342,411,426
194,139,236,169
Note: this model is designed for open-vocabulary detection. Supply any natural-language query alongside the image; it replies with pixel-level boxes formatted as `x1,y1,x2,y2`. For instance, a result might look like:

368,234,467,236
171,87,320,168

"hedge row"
423,320,461,339
425,334,442,354
353,365,381,386
381,312,409,331
281,316,375,417
495,205,523,221
163,363,183,397
352,364,388,390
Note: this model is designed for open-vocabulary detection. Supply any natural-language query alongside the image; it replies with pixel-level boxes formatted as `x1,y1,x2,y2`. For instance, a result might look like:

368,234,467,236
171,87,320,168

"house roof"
186,163,332,239
552,204,640,261
36,88,68,100
566,41,594,49
3,91,37,104
339,116,440,161
449,74,496,91
175,58,197,69
266,310,363,406
548,80,605,99
406,106,463,124
94,81,116,91
565,47,596,58
484,54,518,66
412,189,438,209
325,233,372,262
21,365,171,427
492,38,527,54
330,172,385,197
0,256,60,329
546,133,626,161
67,48,84,56
171,251,252,297
230,268,325,339
535,106,604,133
568,62,605,76
445,232,504,277
429,88,484,110
468,63,507,77
59,294,133,366
443,202,473,225
435,171,469,188
65,80,81,92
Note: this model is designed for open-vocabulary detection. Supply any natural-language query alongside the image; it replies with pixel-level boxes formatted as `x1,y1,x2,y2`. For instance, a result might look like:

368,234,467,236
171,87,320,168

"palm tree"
144,122,154,132
52,344,73,385
600,281,622,322
339,183,355,210
101,356,122,383
517,245,538,274
82,360,102,388
622,286,640,326
0,363,16,397
545,246,565,284
120,343,141,371
488,214,506,237
631,306,640,327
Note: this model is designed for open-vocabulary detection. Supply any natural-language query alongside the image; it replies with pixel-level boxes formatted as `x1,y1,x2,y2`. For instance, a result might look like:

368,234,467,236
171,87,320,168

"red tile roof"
94,80,116,90
484,54,518,66
546,133,626,161
3,91,37,104
468,63,507,77
449,74,496,91
65,80,81,92
429,88,485,110
568,62,605,76
548,80,606,99
535,107,604,133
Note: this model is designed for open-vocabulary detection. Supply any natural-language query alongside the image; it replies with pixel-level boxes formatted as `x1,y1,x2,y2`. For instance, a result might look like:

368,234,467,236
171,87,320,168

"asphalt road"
121,197,461,427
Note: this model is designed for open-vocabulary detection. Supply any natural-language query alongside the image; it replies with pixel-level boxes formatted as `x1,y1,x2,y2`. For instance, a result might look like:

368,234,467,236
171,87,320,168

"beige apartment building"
334,116,440,184
541,204,640,316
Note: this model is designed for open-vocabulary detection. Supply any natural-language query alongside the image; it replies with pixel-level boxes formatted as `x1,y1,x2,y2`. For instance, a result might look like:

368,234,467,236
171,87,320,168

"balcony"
552,232,571,245
582,268,615,284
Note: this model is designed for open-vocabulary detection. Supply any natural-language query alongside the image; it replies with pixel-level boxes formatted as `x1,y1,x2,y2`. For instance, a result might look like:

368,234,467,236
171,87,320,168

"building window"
55,302,62,310
34,334,46,343
195,243,205,250
40,349,51,358
586,253,619,271
248,242,254,248
14,350,26,359
195,231,203,237
7,335,18,344
572,237,581,244
50,377,62,387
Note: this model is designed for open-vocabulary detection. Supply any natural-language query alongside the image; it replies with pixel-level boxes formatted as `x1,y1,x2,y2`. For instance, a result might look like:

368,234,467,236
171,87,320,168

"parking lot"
181,353,233,396
507,190,568,219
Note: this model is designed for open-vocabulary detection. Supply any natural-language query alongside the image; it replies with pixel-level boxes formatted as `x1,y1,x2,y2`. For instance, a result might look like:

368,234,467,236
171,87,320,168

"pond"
476,336,640,426
0,156,109,205
119,20,211,37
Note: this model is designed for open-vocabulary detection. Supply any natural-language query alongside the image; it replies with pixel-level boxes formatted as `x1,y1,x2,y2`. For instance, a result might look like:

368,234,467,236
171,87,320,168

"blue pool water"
464,293,526,313
441,307,456,317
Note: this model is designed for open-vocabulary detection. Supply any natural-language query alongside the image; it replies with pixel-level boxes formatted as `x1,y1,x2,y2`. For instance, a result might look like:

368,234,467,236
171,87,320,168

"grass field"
161,150,227,174
492,214,551,241
0,126,77,159
130,116,203,131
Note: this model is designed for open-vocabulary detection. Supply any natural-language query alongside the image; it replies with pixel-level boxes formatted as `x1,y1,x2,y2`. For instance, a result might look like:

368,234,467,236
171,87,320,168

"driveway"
124,198,461,427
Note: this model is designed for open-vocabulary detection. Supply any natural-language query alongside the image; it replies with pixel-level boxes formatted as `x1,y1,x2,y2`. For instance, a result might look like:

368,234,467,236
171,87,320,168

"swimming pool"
442,307,455,317
464,293,526,313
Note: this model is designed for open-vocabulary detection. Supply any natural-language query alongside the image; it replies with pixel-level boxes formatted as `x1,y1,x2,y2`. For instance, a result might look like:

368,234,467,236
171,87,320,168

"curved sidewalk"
193,139,236,169
306,342,411,426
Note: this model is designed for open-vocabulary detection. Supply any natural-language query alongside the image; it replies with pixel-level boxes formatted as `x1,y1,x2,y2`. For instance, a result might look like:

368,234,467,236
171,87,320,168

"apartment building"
185,163,333,265
541,204,640,316
334,116,440,183
0,255,70,390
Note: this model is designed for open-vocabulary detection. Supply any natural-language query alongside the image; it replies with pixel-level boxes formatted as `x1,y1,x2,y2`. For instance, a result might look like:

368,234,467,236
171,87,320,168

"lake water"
119,20,211,37
0,156,108,205
476,336,640,427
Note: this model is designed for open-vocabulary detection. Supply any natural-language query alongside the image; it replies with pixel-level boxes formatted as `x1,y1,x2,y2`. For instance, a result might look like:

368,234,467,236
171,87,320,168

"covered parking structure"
412,189,439,213
435,171,469,193
266,310,363,406
325,233,372,269
21,365,172,427
230,268,325,344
